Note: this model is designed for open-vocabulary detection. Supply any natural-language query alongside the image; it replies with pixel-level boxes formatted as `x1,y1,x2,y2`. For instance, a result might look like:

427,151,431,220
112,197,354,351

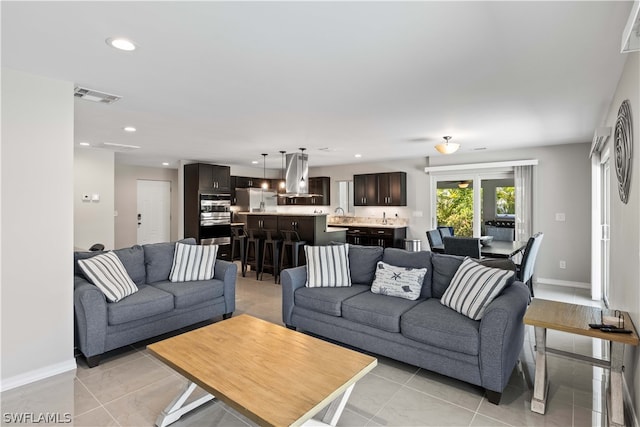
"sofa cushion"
143,238,196,283
431,253,464,299
401,299,480,356
381,248,432,298
371,261,427,300
74,245,146,286
153,278,225,309
342,291,422,333
169,243,218,282
441,257,514,320
305,245,351,288
107,285,174,325
294,285,370,317
77,251,139,303
348,245,384,285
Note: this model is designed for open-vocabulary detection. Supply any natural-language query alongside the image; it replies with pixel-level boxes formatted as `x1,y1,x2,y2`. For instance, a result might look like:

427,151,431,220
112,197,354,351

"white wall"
603,52,640,415
114,164,179,248
74,148,114,250
312,143,591,285
1,69,76,390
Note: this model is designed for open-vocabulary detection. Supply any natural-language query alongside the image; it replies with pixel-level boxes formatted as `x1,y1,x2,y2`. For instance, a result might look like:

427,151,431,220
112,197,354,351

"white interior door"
601,157,611,307
137,180,171,245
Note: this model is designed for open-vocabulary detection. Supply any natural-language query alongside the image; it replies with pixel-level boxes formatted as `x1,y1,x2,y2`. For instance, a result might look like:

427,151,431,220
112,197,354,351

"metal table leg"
155,381,215,427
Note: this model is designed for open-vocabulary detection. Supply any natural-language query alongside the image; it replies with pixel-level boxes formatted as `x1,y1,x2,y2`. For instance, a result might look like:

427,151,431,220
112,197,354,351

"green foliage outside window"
496,186,515,216
436,188,473,237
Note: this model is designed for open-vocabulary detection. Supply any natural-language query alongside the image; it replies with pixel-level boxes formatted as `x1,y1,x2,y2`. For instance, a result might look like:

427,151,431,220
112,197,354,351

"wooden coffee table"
524,299,639,427
147,314,377,427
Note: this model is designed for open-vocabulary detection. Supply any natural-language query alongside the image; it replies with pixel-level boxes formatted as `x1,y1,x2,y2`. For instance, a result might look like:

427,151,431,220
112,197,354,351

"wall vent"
74,86,121,104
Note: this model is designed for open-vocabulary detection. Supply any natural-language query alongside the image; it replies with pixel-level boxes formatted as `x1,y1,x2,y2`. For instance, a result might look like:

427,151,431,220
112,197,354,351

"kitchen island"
238,212,347,246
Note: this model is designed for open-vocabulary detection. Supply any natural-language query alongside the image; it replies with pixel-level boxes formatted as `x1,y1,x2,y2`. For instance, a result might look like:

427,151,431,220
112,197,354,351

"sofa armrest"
478,281,529,393
214,259,237,315
74,276,108,358
281,266,307,326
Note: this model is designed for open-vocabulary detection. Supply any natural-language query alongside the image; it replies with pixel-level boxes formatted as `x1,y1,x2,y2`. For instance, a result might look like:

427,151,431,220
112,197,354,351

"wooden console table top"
524,299,639,346
148,314,377,426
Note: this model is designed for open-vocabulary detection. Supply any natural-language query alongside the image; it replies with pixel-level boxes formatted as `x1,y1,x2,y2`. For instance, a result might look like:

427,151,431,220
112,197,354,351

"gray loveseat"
281,246,529,404
74,238,236,367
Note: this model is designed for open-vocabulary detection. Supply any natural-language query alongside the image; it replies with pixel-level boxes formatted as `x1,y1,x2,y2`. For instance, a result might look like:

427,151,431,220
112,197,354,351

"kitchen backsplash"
327,215,409,227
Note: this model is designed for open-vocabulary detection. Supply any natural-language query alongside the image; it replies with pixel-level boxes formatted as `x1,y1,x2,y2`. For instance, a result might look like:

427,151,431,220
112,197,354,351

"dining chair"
443,236,481,258
516,232,544,297
438,226,453,238
426,229,443,250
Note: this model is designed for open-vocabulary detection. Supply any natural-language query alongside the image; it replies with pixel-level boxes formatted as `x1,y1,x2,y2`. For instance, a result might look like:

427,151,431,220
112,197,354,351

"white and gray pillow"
440,257,514,320
169,243,218,282
371,261,427,300
77,251,138,302
305,244,351,288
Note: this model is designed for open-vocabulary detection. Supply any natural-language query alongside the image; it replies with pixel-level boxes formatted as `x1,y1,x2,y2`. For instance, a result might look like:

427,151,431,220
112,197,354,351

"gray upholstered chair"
426,229,443,250
443,236,481,258
517,232,544,297
438,226,453,238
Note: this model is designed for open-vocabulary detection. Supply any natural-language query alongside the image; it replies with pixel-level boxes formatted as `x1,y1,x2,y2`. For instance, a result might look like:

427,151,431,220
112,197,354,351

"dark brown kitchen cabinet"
353,174,378,206
346,226,407,248
378,172,407,206
186,163,230,193
309,176,330,205
246,215,278,232
231,175,270,205
353,172,406,206
277,216,316,243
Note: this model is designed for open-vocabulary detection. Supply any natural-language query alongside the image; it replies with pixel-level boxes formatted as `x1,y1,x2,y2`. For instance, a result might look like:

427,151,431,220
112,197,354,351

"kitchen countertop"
326,226,349,232
238,212,329,216
328,222,408,229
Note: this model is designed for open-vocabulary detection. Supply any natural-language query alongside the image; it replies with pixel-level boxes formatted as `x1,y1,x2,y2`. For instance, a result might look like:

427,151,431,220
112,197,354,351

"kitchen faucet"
334,207,345,216
382,211,387,225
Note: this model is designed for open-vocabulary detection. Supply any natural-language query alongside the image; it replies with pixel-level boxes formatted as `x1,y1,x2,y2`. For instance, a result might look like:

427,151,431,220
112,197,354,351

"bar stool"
260,230,282,282
245,229,263,279
230,227,247,276
280,230,306,277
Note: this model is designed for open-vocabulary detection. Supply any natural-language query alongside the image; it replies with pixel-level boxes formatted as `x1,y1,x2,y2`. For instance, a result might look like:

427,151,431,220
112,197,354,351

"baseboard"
536,277,591,290
0,358,77,392
623,374,640,427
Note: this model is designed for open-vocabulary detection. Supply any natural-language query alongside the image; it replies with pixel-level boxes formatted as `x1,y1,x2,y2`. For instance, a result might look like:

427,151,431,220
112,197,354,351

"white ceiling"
2,1,633,169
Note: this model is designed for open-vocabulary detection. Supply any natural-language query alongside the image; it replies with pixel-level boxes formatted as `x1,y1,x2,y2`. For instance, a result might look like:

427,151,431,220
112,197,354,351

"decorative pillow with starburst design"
370,261,427,300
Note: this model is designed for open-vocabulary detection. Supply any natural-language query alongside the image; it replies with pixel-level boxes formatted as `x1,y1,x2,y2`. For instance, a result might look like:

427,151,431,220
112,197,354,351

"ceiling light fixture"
251,160,259,164
123,126,136,132
299,148,306,188
279,150,286,189
458,181,470,189
162,162,169,166
106,37,136,51
355,153,362,158
435,136,460,154
261,153,269,190
79,142,90,146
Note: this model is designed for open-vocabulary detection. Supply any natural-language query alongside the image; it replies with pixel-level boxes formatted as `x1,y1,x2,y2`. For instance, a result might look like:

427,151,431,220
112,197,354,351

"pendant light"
261,153,269,189
299,148,306,188
279,150,286,190
435,136,460,154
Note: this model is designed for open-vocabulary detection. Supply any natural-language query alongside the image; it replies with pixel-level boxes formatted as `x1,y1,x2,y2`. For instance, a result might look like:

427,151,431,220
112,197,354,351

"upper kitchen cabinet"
353,172,407,206
353,173,378,206
186,163,231,193
377,172,406,206
309,176,330,205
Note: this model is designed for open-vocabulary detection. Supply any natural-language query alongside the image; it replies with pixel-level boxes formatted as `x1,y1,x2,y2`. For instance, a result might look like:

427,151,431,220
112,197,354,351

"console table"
523,299,639,427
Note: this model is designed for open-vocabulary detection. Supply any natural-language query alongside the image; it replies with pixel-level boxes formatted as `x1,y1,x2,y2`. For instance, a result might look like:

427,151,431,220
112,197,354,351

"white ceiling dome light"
106,37,136,51
435,136,460,154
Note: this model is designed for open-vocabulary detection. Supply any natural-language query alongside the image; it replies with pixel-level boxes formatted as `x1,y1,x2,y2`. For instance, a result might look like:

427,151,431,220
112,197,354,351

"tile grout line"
74,375,122,426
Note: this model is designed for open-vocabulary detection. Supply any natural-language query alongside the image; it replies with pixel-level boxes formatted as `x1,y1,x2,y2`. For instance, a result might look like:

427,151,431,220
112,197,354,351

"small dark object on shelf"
601,328,633,334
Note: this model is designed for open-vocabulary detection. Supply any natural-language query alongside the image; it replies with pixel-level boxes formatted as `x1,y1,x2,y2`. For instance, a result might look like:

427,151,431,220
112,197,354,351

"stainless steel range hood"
283,152,310,196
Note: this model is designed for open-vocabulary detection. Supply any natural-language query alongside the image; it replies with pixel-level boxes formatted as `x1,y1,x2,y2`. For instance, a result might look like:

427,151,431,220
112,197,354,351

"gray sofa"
281,246,529,404
74,238,236,367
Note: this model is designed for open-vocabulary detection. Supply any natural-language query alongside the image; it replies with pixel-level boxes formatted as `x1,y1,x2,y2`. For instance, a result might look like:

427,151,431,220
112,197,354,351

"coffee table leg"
531,326,548,414
156,381,215,427
609,341,625,427
301,383,355,427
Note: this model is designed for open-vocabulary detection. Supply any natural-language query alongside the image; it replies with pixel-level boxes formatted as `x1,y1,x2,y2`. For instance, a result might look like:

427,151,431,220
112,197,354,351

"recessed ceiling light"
162,162,169,166
79,142,90,146
123,126,136,132
106,37,136,51
251,160,259,164
355,154,362,158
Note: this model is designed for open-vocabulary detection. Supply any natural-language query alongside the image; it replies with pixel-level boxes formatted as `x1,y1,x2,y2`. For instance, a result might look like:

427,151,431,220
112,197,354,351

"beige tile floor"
1,267,612,427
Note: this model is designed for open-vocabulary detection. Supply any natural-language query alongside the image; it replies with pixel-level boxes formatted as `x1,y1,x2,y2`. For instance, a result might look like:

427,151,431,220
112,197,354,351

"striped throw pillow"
169,243,218,282
440,257,514,320
305,244,351,288
77,251,138,302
